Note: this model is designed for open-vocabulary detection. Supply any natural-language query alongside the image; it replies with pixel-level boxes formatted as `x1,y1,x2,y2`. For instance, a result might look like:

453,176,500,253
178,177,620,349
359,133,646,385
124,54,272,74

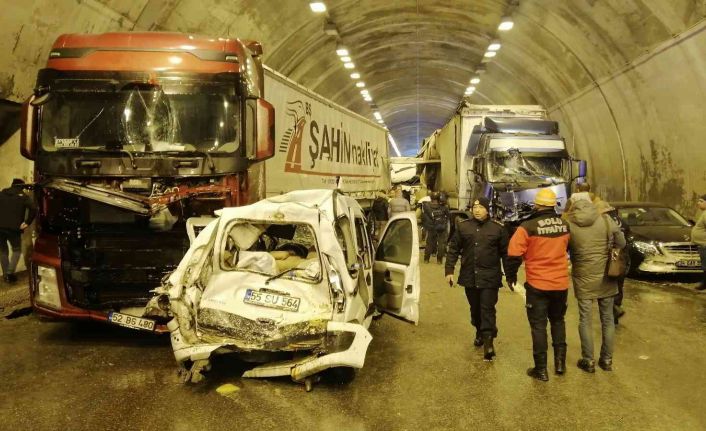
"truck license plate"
676,259,701,268
243,289,300,312
108,312,156,331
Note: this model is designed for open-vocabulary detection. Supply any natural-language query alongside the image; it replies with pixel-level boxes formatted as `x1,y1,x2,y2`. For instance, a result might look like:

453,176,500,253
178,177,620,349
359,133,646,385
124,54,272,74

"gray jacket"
567,200,626,300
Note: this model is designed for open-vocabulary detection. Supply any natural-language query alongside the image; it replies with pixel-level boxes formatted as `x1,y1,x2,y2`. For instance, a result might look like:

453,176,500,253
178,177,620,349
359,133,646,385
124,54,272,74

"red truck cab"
20,32,274,332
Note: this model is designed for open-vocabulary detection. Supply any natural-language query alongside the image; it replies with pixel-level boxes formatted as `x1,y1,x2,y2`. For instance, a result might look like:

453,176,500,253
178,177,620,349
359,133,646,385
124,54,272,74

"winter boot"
554,346,567,375
527,353,549,381
577,358,596,373
483,336,495,361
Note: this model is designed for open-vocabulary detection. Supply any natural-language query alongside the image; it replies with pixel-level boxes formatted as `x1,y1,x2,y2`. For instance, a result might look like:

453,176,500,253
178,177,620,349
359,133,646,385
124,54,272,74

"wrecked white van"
145,189,420,389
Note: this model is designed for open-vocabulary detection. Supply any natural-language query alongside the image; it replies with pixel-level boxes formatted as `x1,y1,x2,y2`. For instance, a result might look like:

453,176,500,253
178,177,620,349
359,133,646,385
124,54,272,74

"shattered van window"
221,221,321,283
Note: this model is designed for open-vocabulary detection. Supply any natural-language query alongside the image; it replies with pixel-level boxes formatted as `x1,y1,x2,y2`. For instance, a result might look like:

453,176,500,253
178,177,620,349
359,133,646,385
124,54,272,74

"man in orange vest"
508,188,570,381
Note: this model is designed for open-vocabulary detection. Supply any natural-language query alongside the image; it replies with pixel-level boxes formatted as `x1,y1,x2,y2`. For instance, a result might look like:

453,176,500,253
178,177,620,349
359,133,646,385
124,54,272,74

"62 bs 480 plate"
243,289,301,312
107,312,156,331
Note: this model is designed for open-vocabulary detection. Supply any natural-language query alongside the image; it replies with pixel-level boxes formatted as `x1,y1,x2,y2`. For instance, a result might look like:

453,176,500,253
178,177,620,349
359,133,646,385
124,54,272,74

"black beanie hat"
471,197,491,212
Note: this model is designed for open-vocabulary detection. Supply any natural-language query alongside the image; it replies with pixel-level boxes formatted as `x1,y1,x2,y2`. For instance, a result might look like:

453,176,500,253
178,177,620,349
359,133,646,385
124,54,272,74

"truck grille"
61,230,190,309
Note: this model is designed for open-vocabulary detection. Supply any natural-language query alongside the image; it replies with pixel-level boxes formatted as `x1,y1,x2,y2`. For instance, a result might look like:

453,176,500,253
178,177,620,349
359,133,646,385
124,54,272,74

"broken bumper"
168,319,372,380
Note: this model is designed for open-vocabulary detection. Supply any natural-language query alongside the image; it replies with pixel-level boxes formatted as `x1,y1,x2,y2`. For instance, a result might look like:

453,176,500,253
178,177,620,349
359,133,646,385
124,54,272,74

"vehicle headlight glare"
633,241,660,256
35,265,62,310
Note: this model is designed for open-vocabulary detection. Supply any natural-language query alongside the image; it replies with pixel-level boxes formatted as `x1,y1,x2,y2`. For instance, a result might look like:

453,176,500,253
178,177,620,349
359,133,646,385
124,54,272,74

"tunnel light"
309,2,327,13
388,135,402,157
336,44,349,56
467,86,476,92
344,62,355,69
484,51,497,58
498,16,514,31
123,108,132,121
377,119,384,124
356,82,366,88
363,95,373,102
374,112,383,120
360,89,370,95
470,76,480,84
350,72,361,79
168,56,183,65
340,56,352,62
488,40,502,51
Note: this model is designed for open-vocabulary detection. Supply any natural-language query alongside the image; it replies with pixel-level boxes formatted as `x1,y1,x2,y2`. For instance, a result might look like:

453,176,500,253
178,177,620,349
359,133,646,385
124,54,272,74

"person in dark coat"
445,197,520,360
0,179,37,284
422,193,450,264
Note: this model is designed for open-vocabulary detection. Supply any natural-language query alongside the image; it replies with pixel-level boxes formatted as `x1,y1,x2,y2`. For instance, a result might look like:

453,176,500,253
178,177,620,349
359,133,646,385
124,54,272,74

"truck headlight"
633,241,660,256
35,265,62,310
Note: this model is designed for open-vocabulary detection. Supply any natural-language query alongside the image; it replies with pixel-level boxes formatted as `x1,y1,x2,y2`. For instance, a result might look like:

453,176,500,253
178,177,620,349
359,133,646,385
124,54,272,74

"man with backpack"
422,193,449,264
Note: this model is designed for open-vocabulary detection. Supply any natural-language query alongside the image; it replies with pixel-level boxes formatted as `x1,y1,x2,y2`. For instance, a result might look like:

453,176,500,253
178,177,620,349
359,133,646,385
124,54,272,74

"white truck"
258,67,391,207
419,103,586,223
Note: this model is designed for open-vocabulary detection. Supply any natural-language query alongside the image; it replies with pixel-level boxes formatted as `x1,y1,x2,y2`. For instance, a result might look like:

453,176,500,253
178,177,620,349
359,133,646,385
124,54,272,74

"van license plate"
108,312,156,331
676,259,700,268
244,289,300,312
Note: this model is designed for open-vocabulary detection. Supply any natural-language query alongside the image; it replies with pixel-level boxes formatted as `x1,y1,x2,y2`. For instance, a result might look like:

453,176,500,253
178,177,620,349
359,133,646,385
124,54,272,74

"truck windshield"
487,150,569,184
40,82,240,154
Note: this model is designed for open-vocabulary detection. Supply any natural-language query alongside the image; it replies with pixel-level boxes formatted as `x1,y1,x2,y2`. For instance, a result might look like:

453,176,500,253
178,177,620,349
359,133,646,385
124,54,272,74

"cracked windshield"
40,83,240,153
488,145,568,185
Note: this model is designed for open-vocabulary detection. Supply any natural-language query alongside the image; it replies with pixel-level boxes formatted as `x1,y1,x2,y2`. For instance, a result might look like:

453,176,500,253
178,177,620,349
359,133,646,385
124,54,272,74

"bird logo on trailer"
281,100,309,173
281,99,380,176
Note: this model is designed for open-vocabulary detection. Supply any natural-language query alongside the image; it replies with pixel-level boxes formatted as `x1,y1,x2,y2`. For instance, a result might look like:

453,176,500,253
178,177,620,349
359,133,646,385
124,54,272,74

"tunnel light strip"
388,134,402,157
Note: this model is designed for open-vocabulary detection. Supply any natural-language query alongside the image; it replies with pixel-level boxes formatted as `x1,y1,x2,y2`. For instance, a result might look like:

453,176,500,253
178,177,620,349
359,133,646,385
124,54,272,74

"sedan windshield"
618,207,690,227
40,82,240,154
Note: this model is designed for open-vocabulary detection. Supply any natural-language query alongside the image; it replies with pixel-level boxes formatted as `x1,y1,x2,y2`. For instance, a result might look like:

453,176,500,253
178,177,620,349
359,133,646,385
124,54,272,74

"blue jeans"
578,297,615,362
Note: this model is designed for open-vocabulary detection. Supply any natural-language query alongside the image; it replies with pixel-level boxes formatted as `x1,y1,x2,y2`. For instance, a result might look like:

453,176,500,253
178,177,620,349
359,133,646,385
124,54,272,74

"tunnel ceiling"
2,0,706,158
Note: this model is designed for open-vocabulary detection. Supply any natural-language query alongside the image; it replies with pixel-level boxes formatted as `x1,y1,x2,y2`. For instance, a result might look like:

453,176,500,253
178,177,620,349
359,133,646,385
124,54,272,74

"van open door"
373,212,420,324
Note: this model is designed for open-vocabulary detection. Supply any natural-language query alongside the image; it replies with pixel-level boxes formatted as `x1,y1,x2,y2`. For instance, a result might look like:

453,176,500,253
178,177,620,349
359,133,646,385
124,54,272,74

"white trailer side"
262,66,390,206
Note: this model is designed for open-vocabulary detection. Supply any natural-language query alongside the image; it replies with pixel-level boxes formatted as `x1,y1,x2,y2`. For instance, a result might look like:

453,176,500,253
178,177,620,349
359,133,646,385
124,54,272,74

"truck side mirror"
20,96,38,160
245,98,275,162
468,157,485,182
571,159,587,179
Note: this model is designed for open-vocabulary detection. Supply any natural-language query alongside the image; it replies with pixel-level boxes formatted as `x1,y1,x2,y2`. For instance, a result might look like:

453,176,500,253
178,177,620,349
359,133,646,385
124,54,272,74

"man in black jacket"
0,179,37,284
422,193,450,264
445,197,520,360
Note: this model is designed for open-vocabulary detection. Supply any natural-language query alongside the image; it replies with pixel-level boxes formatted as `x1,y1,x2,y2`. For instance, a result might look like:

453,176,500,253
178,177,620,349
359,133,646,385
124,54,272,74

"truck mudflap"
242,321,373,380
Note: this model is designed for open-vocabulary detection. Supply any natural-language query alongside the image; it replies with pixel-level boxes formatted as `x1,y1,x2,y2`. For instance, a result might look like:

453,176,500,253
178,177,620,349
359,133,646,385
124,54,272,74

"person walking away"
566,199,626,372
388,189,411,216
371,190,390,242
0,179,37,284
423,193,450,264
508,188,570,381
693,195,706,291
445,197,519,360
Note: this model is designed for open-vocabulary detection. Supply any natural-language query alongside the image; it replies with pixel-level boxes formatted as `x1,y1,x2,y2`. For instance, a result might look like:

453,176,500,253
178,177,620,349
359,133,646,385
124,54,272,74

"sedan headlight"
35,265,62,310
633,241,661,256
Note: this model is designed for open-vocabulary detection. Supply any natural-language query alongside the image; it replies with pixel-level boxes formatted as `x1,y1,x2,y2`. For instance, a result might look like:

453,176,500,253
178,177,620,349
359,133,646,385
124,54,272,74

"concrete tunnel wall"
0,1,704,217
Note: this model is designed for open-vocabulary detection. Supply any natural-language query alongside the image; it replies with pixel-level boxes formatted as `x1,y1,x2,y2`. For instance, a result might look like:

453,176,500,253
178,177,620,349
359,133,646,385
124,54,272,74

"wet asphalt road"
1,263,706,431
